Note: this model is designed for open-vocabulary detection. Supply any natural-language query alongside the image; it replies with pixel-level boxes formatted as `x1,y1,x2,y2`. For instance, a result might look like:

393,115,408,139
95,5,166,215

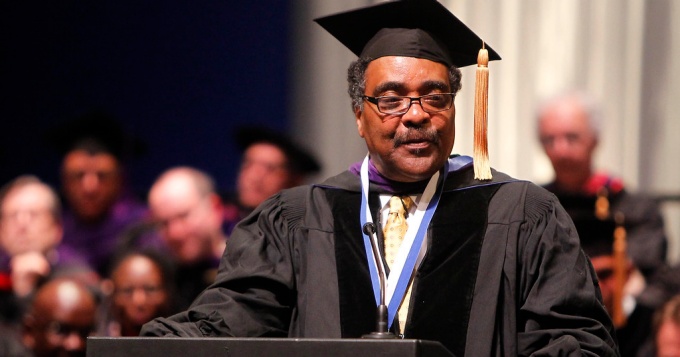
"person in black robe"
536,90,668,281
141,1,618,355
222,126,322,235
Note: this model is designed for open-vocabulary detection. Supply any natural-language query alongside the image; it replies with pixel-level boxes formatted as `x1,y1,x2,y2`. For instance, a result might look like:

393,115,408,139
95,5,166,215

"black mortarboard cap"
572,215,618,258
556,193,600,219
45,110,146,161
235,126,321,175
314,0,501,68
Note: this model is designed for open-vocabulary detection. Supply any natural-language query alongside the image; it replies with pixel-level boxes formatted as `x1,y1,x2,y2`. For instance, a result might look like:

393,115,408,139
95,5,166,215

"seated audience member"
22,277,97,357
223,126,321,234
148,167,227,309
50,111,154,276
537,90,668,280
97,251,174,337
0,176,96,305
649,295,680,357
575,215,654,357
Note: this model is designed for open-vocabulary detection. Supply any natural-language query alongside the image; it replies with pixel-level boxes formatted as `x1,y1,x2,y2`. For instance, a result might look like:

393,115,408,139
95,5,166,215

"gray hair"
536,90,603,137
347,57,463,112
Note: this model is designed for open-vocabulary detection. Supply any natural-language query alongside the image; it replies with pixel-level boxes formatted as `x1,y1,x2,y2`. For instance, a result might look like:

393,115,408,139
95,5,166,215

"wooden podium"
87,337,455,357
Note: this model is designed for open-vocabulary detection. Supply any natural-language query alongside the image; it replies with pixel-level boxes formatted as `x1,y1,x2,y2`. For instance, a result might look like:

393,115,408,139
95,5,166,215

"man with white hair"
537,90,668,282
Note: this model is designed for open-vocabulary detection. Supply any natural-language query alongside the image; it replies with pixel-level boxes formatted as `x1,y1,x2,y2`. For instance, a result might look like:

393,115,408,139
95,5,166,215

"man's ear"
209,193,223,210
355,107,365,138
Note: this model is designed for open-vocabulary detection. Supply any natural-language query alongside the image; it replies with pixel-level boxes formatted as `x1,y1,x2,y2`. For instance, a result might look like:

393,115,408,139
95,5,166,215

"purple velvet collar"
348,159,429,194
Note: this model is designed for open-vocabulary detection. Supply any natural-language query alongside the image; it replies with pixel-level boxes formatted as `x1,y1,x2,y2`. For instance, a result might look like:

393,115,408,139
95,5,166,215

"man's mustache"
393,128,440,148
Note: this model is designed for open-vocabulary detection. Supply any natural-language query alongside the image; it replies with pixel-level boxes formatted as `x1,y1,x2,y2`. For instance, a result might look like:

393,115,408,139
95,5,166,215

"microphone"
361,222,397,339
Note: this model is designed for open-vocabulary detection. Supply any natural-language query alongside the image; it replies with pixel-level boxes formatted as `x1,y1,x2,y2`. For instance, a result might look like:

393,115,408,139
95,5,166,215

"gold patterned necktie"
383,195,414,333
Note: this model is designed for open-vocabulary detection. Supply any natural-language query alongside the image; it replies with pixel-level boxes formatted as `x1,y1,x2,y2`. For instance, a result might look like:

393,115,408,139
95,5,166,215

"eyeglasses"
1,209,51,223
115,285,164,298
363,93,455,115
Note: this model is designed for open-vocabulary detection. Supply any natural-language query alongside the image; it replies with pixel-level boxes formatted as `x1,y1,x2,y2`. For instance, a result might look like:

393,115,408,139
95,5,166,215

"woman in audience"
97,250,175,337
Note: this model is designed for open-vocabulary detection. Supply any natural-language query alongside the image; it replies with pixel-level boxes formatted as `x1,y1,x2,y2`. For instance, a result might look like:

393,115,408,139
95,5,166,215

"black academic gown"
544,181,668,280
141,160,618,356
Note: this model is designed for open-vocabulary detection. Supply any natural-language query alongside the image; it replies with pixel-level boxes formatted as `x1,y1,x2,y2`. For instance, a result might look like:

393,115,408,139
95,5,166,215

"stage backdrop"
0,1,291,198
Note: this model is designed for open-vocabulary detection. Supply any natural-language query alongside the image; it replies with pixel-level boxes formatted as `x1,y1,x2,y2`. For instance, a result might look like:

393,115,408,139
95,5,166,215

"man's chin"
74,204,108,221
391,158,443,182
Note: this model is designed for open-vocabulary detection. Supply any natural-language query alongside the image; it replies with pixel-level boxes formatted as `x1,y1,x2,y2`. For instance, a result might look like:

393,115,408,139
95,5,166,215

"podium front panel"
87,337,455,357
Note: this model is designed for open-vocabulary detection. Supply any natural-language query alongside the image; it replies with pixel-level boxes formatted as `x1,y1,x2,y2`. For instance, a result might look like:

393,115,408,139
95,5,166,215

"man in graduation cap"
50,111,157,276
142,1,617,355
222,126,321,235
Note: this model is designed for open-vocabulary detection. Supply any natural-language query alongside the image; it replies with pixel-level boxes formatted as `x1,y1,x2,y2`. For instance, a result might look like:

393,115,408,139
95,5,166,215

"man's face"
355,56,455,182
0,184,62,256
237,143,294,209
538,99,597,187
112,255,169,329
61,150,122,222
25,283,96,357
149,177,221,264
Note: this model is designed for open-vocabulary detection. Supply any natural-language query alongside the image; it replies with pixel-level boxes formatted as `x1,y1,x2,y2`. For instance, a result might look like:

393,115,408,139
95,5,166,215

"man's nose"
132,288,147,305
551,137,572,156
400,99,429,125
81,173,100,192
15,210,33,225
166,221,186,241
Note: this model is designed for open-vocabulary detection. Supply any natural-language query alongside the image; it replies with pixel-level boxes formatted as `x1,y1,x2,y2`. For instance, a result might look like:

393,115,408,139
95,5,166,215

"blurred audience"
22,277,97,357
537,90,668,280
97,250,174,337
148,166,227,309
0,176,97,314
49,111,155,276
223,126,321,234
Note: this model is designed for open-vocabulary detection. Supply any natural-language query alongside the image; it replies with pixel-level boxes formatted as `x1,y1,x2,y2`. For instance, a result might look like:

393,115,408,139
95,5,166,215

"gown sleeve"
140,192,297,337
516,185,620,356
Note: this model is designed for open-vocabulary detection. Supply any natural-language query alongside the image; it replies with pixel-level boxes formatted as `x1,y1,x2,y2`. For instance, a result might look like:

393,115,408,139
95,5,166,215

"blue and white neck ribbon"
359,155,447,328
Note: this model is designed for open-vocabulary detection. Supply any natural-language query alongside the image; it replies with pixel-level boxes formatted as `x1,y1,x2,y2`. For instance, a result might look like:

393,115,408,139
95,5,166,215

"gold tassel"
474,44,492,180
612,212,628,329
595,187,610,220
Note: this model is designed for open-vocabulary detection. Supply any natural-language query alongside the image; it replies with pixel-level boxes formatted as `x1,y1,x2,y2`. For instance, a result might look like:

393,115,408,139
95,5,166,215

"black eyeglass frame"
363,93,455,115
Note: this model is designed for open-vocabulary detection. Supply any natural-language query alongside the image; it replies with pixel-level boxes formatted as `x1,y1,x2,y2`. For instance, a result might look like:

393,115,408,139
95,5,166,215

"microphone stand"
361,223,397,339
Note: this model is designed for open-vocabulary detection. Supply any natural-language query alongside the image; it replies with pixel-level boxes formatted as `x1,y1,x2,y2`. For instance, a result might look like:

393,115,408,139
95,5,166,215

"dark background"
0,1,290,198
